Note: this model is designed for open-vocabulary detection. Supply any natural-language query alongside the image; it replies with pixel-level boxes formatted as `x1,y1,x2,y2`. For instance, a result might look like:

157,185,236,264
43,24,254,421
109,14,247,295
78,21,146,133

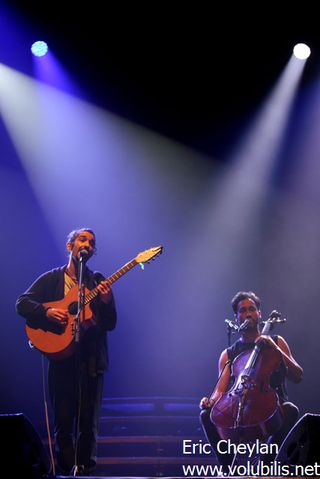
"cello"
210,311,286,443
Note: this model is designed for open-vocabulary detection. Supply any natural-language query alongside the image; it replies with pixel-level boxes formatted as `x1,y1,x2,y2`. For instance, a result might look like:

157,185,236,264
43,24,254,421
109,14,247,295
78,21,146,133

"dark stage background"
1,2,320,436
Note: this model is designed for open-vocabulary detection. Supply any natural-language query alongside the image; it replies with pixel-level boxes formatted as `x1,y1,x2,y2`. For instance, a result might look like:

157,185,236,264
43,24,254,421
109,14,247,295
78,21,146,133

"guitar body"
24,245,163,360
25,285,94,360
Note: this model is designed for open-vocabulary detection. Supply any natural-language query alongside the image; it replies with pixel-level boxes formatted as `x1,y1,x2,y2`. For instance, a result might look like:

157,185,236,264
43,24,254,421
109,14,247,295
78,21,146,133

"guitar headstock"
135,245,163,264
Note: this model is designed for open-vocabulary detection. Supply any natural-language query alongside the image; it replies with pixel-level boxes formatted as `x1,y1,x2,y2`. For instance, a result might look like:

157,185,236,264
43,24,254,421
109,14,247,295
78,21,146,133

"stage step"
38,397,216,476
94,397,215,476
97,433,204,456
95,454,216,477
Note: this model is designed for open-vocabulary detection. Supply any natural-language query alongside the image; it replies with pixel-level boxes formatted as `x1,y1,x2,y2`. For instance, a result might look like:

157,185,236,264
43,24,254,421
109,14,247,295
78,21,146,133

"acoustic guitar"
25,246,163,360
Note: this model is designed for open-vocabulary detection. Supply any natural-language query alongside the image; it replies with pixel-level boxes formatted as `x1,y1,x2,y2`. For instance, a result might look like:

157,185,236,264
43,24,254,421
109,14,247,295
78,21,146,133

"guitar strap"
64,272,76,296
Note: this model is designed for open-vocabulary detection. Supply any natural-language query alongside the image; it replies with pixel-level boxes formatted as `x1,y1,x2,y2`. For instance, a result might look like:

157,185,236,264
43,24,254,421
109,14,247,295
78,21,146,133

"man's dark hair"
231,291,261,314
67,228,97,253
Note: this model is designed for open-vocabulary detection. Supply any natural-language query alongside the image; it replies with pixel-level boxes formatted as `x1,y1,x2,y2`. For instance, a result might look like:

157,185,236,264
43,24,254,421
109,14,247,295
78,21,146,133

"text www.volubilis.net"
182,461,320,477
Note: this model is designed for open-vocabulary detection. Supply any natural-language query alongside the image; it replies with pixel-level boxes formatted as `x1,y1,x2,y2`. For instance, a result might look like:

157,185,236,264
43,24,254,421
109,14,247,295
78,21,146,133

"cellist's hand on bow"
199,396,215,410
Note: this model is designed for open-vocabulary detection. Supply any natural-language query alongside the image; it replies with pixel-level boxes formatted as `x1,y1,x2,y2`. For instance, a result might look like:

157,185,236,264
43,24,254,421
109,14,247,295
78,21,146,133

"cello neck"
261,319,272,336
243,319,273,373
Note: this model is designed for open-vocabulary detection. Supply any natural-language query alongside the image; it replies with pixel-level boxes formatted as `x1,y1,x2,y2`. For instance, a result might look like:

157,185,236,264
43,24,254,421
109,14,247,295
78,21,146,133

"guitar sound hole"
68,302,78,315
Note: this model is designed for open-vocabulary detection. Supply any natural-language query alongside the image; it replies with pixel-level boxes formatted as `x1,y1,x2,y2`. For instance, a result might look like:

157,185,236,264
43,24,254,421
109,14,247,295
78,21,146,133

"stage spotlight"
293,43,311,60
31,41,48,57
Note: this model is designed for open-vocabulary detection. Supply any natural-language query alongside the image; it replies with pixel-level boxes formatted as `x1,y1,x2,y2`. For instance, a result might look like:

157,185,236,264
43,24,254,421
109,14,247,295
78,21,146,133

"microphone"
225,319,239,331
78,249,89,261
238,318,250,332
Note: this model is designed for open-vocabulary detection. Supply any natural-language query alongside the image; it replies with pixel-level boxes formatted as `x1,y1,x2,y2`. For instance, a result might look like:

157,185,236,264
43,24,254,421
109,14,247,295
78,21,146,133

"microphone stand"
225,319,238,346
227,324,232,347
75,254,86,345
72,253,86,477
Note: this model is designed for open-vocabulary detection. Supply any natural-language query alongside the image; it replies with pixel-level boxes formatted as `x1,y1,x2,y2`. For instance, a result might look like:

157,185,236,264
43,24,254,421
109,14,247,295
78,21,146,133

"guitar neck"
84,258,138,305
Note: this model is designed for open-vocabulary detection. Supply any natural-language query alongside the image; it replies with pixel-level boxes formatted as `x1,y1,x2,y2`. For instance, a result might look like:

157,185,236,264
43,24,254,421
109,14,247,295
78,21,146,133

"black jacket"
16,265,117,372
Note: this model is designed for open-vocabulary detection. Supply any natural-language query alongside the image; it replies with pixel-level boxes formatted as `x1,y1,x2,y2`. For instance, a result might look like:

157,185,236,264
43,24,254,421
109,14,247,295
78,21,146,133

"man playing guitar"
16,228,117,476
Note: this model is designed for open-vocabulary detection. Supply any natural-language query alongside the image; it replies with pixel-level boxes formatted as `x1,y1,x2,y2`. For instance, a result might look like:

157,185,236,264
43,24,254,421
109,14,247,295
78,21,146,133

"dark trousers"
200,408,234,468
48,356,104,475
267,402,299,457
200,402,299,467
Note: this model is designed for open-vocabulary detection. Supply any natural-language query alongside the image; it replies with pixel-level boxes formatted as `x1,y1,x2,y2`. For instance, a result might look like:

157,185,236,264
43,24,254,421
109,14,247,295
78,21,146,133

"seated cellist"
199,291,303,469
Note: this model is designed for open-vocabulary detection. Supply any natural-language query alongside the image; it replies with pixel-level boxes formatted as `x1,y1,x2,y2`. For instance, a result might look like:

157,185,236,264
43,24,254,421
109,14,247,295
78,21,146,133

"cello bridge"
235,374,255,393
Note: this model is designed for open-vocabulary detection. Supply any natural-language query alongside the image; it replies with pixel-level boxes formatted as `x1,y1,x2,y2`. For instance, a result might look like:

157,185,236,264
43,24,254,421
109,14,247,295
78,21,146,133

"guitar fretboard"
84,259,138,305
